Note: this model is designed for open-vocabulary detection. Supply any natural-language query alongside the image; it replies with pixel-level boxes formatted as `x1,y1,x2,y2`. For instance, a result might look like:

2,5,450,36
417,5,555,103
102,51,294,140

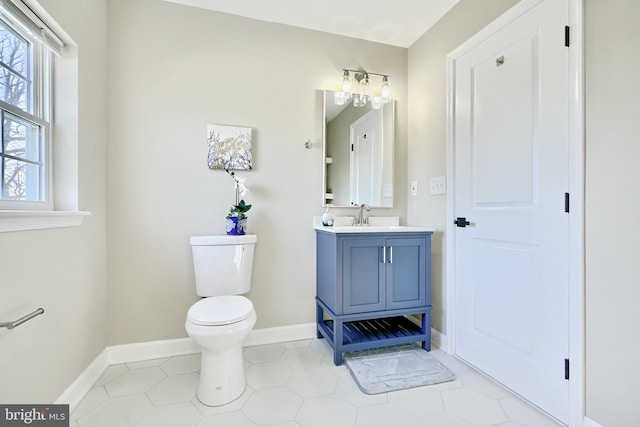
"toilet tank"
190,234,257,297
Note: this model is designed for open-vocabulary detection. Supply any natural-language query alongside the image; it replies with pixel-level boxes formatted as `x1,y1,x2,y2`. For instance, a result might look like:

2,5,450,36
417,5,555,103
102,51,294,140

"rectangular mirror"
322,90,394,208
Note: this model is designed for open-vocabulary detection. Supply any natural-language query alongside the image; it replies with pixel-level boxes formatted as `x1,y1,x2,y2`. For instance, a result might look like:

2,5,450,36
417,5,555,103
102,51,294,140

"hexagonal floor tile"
104,367,166,397
355,402,419,427
242,387,302,425
134,402,202,427
125,358,167,370
76,394,153,427
281,347,324,370
197,411,256,427
286,368,338,398
387,386,444,417
70,386,109,420
334,376,387,407
295,395,357,427
319,355,351,378
457,369,511,399
246,361,292,390
418,412,476,427
68,339,559,427
442,388,508,426
94,364,128,386
146,372,199,406
160,353,201,375
280,339,313,349
243,344,285,364
191,386,254,417
499,396,562,427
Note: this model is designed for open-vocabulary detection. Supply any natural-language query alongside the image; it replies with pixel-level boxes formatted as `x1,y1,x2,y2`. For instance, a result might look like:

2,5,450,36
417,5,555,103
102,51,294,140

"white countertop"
313,216,435,234
315,225,435,234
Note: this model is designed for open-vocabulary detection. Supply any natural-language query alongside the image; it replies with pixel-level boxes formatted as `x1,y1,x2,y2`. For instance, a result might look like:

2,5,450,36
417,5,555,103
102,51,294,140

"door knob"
454,217,470,227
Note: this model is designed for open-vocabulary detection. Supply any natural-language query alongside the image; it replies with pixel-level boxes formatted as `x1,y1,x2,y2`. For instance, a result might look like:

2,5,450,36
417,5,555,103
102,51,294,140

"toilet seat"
188,295,254,326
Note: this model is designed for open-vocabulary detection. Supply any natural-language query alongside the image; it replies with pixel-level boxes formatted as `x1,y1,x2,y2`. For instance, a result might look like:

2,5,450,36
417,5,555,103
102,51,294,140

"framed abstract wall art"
207,124,253,170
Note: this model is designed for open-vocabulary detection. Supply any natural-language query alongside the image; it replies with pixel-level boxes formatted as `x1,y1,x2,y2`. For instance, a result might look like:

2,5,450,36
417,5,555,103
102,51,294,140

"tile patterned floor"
70,339,562,427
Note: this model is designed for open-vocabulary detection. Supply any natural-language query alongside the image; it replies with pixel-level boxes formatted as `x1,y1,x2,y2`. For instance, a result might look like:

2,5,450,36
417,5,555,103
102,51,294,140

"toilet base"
197,345,246,406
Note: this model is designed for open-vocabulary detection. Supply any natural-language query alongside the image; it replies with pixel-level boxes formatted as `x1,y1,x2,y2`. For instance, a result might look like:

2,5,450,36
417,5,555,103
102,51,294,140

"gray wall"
106,0,408,344
585,1,640,425
0,0,108,403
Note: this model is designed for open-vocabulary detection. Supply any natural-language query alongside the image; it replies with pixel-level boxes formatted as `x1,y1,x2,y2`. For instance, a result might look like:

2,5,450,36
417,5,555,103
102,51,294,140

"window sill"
0,210,90,233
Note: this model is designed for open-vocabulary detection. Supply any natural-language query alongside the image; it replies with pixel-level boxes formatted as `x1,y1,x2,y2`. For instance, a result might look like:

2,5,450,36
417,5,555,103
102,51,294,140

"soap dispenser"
322,207,334,226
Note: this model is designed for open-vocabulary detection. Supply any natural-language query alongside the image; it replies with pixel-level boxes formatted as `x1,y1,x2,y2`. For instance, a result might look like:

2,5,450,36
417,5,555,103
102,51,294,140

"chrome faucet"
355,203,370,226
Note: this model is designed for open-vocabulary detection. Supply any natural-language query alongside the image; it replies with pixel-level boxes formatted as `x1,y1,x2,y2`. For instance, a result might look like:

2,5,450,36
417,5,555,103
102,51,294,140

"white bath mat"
344,345,456,394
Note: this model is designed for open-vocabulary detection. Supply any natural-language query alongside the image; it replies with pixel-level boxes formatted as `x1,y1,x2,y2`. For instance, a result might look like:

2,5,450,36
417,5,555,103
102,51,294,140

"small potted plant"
225,169,252,235
226,199,251,235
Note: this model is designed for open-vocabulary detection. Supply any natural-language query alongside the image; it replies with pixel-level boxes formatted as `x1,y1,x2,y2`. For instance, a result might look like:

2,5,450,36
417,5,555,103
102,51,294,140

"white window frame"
0,106,53,211
0,3,52,210
0,0,88,231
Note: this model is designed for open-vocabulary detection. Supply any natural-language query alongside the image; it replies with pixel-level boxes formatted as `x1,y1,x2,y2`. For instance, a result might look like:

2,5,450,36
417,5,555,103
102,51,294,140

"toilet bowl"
186,295,257,406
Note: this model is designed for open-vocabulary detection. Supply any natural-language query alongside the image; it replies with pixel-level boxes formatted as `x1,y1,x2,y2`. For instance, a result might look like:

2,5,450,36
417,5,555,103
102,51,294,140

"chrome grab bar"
0,308,44,329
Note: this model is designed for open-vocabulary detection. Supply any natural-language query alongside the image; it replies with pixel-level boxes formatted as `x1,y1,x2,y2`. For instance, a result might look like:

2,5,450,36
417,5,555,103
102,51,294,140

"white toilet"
185,234,257,406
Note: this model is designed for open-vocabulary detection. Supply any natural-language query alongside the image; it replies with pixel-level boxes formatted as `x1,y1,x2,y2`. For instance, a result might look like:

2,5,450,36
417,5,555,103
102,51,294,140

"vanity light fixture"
337,68,391,109
342,70,352,93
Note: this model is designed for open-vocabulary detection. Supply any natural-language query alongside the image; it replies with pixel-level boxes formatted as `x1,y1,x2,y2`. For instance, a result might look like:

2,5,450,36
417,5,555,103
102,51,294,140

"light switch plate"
410,180,418,197
430,176,446,195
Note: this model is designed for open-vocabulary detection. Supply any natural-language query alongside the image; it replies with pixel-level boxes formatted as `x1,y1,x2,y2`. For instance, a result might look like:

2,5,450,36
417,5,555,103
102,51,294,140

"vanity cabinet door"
342,237,386,314
385,237,429,310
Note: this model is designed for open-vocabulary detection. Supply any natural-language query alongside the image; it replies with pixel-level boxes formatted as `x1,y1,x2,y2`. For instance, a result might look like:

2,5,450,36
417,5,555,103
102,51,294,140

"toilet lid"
188,295,254,326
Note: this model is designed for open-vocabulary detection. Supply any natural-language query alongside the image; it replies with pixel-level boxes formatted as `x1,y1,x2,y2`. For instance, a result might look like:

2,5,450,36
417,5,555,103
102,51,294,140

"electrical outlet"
430,176,446,195
410,180,418,197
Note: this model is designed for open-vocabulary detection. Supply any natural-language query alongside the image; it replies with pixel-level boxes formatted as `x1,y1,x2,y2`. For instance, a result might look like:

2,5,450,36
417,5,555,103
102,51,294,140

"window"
0,0,61,211
0,1,85,232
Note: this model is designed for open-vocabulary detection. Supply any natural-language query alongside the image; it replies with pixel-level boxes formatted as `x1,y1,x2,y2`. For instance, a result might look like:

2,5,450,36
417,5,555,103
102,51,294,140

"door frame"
444,0,584,425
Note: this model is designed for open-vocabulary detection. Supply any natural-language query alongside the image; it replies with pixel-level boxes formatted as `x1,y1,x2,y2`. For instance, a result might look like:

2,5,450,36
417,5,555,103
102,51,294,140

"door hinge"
564,192,570,213
565,25,570,47
564,358,570,380
351,144,354,152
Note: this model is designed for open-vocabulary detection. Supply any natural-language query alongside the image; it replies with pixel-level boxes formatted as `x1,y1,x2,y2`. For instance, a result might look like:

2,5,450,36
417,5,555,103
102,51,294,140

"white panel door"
453,0,569,423
350,109,382,206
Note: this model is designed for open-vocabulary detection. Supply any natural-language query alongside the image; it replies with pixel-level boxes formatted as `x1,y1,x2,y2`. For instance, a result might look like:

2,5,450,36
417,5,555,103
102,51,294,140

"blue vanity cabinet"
316,229,432,365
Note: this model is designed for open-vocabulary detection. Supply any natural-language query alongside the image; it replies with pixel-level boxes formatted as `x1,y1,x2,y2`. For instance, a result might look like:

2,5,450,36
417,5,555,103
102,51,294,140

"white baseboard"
56,322,317,411
431,327,446,352
55,348,109,411
106,337,200,365
243,322,316,347
583,417,603,427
